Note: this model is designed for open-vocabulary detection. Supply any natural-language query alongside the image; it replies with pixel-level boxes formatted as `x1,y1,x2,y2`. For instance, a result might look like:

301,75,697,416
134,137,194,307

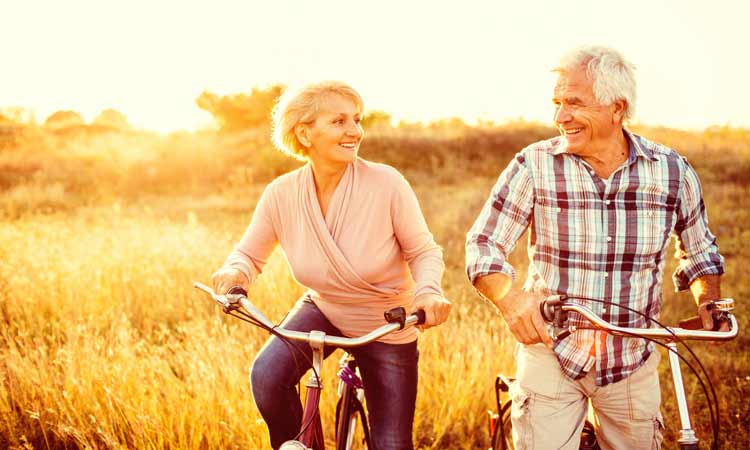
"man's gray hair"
556,46,637,121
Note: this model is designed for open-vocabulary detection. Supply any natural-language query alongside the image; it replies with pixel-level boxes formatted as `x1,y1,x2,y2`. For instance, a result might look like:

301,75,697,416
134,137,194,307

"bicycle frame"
336,353,368,450
294,331,326,450
491,298,738,450
193,282,423,450
543,298,738,450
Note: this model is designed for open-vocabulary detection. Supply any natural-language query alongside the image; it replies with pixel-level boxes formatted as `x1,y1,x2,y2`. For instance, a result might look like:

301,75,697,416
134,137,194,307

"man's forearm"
473,273,513,309
689,274,722,305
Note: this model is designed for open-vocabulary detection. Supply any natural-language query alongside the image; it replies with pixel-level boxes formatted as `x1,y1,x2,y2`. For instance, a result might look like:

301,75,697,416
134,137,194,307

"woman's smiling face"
304,94,364,166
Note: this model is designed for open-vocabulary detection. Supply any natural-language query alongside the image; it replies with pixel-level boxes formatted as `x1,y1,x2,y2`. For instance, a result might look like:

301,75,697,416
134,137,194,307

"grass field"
1,123,748,449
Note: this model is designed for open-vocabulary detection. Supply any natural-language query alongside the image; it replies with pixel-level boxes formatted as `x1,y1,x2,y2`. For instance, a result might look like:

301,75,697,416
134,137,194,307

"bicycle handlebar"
193,282,426,348
540,296,739,342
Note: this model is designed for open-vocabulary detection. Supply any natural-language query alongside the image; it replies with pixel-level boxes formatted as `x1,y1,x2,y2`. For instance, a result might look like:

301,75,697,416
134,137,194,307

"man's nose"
555,105,572,124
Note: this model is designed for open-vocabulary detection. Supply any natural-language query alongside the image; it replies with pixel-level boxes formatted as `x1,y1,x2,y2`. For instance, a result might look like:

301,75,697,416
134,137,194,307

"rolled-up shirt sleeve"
465,152,535,285
223,183,279,285
672,159,724,290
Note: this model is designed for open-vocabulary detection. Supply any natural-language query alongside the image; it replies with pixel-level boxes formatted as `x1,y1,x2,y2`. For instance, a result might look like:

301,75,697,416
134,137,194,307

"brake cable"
557,296,722,450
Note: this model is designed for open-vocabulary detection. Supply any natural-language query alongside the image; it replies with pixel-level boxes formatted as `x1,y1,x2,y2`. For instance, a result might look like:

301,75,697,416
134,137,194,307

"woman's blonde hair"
271,81,364,160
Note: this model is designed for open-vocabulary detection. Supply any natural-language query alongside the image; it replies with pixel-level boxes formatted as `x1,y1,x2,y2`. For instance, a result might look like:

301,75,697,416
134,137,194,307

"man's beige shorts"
509,344,664,450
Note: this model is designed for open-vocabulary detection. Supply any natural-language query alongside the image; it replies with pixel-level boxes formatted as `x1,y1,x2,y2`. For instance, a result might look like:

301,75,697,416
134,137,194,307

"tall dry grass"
1,123,748,449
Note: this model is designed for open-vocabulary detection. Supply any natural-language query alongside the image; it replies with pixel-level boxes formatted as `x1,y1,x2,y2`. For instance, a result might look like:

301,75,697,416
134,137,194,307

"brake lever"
193,282,243,314
540,295,574,342
678,298,734,331
220,294,243,314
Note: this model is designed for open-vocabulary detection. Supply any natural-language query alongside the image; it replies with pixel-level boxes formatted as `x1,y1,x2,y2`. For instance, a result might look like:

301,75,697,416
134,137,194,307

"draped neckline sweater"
224,158,444,344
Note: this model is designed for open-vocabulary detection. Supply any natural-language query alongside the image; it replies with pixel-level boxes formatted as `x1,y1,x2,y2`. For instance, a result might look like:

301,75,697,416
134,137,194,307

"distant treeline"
1,84,748,217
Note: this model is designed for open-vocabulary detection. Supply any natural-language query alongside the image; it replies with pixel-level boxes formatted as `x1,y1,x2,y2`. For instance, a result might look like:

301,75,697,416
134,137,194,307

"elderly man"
465,46,725,450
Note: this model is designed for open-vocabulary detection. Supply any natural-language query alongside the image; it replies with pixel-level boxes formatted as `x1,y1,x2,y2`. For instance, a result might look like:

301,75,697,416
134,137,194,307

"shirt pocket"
534,196,591,254
622,192,676,257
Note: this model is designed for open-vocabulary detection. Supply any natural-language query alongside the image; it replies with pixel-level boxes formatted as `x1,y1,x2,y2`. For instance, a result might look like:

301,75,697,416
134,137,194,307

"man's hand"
689,274,726,333
411,293,452,330
211,267,249,295
473,273,553,348
495,293,554,348
697,301,731,332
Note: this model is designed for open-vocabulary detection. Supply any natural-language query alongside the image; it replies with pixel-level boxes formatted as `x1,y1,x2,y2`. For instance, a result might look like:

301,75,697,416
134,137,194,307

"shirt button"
603,273,609,278
589,170,596,176
606,236,612,242
604,200,611,205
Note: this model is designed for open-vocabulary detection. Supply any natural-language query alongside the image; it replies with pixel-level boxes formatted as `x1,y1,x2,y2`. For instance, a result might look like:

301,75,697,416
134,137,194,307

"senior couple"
210,45,725,450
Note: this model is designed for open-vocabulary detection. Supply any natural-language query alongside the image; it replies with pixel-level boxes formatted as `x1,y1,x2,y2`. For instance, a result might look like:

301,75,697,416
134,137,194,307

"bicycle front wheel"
335,384,370,450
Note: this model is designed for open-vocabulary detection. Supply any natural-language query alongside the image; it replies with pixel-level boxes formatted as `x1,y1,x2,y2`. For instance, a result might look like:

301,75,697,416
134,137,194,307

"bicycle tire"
491,402,514,450
335,384,371,450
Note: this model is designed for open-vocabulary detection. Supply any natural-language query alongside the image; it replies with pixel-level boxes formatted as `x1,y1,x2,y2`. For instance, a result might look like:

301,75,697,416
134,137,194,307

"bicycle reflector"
487,410,499,440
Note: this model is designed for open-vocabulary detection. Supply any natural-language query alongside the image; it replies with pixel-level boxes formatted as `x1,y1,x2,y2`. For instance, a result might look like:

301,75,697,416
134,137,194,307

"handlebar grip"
227,285,248,297
678,314,727,331
384,307,426,329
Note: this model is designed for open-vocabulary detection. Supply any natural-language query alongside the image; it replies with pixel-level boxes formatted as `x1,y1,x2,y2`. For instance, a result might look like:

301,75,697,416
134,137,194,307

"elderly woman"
211,81,451,450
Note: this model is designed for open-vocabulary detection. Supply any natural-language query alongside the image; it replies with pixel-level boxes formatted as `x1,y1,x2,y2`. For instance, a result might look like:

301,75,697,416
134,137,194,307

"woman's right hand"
211,267,249,295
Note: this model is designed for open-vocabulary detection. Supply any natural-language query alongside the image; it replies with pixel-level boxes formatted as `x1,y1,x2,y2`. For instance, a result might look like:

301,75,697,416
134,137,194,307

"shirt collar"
551,128,658,162
624,128,658,162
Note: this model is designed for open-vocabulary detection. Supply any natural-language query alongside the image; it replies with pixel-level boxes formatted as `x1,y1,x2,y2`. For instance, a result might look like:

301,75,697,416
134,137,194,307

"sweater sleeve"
222,183,279,285
390,171,445,297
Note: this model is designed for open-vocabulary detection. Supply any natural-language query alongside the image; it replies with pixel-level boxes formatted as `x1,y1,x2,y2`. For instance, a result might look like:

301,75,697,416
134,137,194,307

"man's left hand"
698,301,731,333
412,293,452,330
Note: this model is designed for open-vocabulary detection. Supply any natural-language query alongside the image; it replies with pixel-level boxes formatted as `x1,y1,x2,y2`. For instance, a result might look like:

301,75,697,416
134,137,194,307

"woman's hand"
411,293,452,330
211,267,249,295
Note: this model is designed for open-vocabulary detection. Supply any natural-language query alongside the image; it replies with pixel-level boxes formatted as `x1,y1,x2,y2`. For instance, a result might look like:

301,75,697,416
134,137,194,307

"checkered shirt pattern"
466,130,724,385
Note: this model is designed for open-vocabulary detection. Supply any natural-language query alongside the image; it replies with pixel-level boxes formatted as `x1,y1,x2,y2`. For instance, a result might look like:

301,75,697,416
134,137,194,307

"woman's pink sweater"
224,158,444,344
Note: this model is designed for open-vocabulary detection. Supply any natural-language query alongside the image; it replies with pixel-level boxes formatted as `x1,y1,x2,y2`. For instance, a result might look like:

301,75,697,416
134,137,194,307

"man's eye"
354,117,362,124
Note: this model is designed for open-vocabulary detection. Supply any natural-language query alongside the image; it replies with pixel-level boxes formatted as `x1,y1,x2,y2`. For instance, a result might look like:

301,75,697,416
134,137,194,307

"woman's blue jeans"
250,297,419,450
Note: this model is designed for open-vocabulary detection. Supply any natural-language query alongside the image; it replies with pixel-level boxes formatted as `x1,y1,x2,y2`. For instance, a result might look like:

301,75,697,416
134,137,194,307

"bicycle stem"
307,331,325,389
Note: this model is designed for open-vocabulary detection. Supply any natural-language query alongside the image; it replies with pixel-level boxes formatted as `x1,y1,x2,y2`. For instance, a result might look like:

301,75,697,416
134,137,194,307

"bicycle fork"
667,342,700,450
337,353,366,450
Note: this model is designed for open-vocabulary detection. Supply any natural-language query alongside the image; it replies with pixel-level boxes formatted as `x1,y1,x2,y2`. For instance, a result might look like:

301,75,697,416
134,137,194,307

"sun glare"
2,0,748,131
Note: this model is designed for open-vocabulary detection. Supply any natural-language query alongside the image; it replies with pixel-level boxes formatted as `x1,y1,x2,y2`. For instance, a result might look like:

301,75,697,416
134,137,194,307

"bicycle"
193,282,425,450
487,296,738,450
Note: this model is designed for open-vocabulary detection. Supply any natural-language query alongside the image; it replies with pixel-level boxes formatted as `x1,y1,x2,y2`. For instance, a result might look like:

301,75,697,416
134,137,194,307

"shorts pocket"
652,413,664,450
517,344,564,400
627,352,662,420
509,381,533,450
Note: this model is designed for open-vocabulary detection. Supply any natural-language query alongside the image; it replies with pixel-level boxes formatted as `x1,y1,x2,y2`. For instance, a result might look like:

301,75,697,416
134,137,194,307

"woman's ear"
294,123,312,148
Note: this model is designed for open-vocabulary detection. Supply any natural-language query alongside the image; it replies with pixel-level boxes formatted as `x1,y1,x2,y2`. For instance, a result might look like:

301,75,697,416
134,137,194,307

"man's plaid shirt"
466,130,724,386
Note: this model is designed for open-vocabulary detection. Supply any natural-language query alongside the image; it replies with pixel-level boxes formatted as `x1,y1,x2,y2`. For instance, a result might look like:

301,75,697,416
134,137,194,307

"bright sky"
3,0,749,132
